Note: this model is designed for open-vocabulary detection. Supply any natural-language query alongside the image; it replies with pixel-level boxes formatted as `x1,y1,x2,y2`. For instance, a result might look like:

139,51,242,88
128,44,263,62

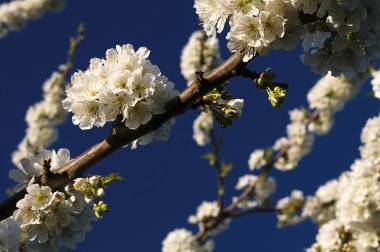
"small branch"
230,207,278,218
194,107,323,242
209,129,224,213
0,52,249,221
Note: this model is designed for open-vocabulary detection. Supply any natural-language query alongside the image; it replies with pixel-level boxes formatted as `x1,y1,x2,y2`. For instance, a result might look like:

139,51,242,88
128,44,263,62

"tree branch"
209,129,224,212
0,51,249,221
193,109,322,242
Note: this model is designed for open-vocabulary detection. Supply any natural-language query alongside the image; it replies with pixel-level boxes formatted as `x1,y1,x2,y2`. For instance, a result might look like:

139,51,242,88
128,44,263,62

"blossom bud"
97,188,105,198
89,176,99,186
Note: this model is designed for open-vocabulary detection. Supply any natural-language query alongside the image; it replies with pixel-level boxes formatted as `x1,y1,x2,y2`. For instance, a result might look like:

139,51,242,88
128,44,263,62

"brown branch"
0,51,249,221
209,129,224,213
193,108,322,242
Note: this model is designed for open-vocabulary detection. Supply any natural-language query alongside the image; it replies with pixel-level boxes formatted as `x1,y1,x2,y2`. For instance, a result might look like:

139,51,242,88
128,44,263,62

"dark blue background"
0,1,379,251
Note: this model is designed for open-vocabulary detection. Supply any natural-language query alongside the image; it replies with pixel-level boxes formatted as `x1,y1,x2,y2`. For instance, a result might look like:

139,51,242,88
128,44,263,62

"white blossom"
188,201,230,237
247,149,266,170
63,44,179,149
306,114,380,251
235,175,276,209
12,68,68,170
195,0,380,76
276,190,305,226
180,31,222,85
193,111,214,146
370,69,380,99
162,228,214,252
274,108,314,171
0,218,20,252
0,0,65,38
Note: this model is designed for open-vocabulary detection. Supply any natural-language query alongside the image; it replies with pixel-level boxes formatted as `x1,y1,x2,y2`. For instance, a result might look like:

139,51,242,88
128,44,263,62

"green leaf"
103,173,124,186
202,153,217,166
221,162,233,178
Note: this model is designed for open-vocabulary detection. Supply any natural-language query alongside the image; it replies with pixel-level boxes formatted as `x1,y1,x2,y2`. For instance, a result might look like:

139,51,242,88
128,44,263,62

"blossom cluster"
273,108,315,170
194,0,380,77
63,44,179,148
307,72,366,134
0,0,65,38
11,65,68,171
234,175,276,209
370,69,380,99
276,190,305,227
9,148,97,251
180,31,222,85
0,218,20,252
162,228,214,252
188,201,231,237
247,71,366,172
302,114,380,251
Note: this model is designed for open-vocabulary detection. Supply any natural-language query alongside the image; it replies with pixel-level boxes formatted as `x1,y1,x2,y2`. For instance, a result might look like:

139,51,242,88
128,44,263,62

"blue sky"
0,0,379,251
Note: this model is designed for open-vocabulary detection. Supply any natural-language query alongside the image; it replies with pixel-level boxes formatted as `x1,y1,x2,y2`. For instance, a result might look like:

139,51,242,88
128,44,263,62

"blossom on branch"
63,44,179,149
0,0,65,38
194,0,380,77
162,228,214,252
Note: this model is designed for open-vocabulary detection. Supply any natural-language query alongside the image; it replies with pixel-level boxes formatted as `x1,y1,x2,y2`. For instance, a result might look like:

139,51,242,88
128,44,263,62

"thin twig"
210,129,224,213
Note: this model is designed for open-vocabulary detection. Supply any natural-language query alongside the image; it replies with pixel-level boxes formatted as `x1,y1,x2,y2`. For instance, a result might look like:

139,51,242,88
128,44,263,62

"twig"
209,129,224,213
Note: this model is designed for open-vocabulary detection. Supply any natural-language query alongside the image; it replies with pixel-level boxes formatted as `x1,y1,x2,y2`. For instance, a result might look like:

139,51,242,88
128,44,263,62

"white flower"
12,67,68,169
26,184,53,210
248,149,266,170
235,175,276,208
73,178,86,191
63,44,178,140
193,111,214,146
0,218,20,252
315,220,343,250
370,70,380,99
194,0,231,38
0,0,65,38
276,190,305,226
9,158,43,192
180,31,222,85
89,176,99,186
96,188,105,197
162,228,214,252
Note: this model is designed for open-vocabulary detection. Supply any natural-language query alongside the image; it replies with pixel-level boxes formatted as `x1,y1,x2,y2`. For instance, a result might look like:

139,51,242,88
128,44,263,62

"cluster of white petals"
273,108,314,171
9,148,69,192
370,69,380,99
235,175,276,209
307,72,366,134
0,0,65,38
300,0,380,77
195,0,380,76
302,179,339,225
305,114,380,251
193,111,214,146
188,201,230,237
247,149,267,170
63,44,179,148
0,218,20,252
180,31,222,85
12,66,68,170
162,228,214,252
10,148,97,251
276,190,305,227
